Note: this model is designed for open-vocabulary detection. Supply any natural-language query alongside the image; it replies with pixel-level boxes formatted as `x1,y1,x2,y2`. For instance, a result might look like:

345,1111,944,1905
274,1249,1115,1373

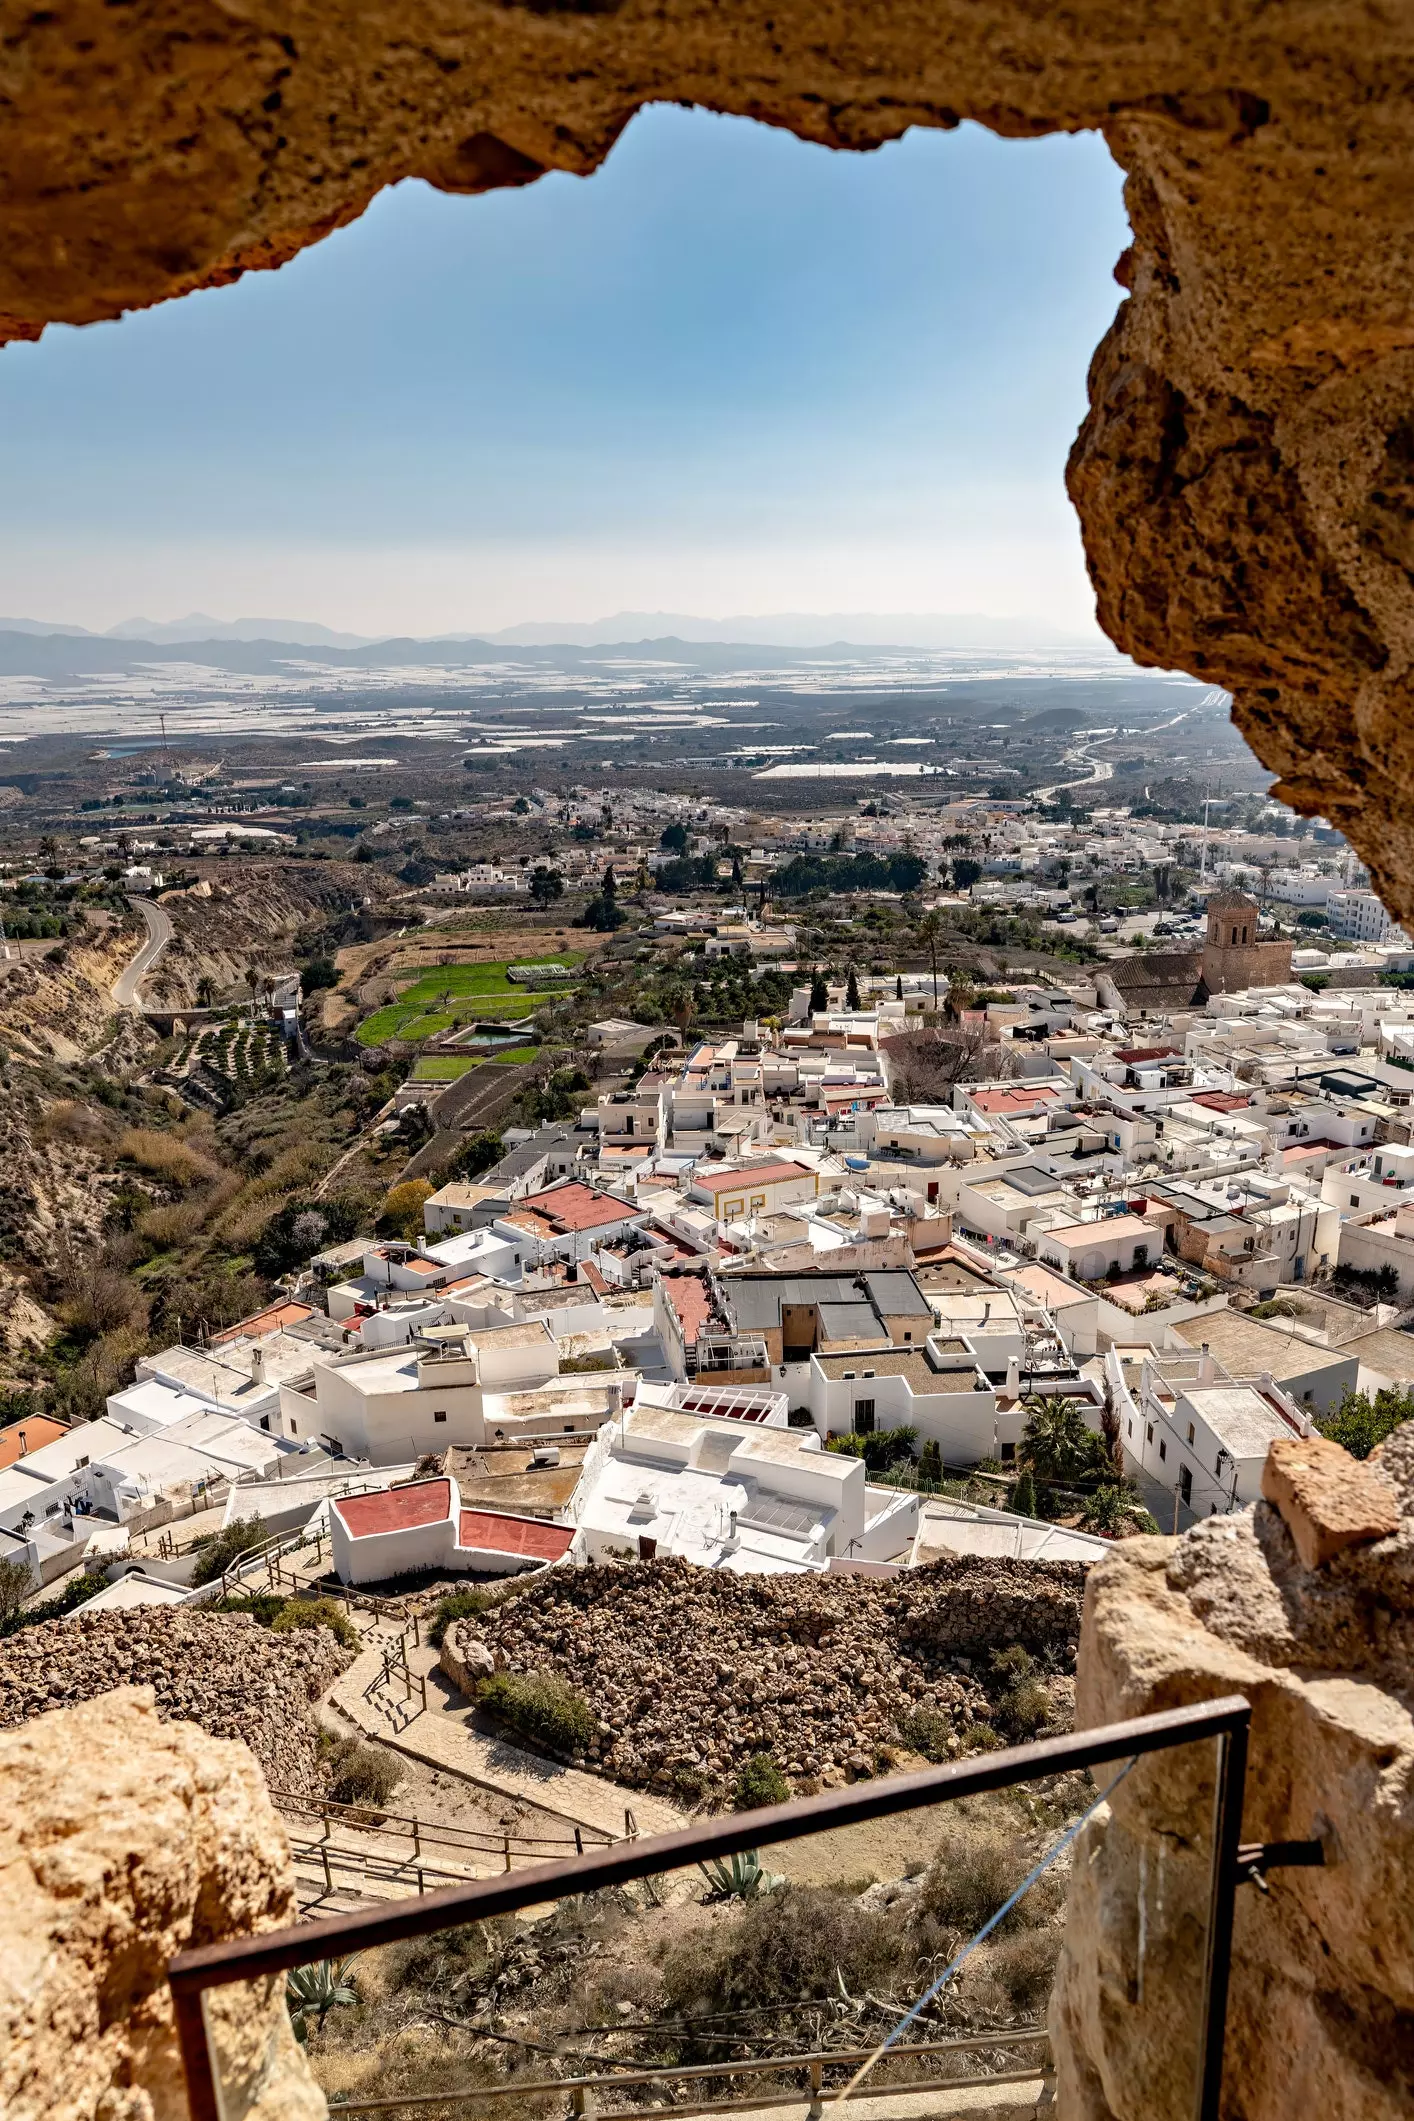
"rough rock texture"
467,1553,1084,1790
0,1608,354,1795
1049,1422,1414,2121
3,10,1414,906
1261,1432,1400,1569
0,1686,325,2121
441,1619,499,1695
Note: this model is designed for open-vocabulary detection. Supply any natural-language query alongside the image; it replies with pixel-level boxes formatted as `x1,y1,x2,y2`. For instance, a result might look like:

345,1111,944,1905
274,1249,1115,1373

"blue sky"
0,108,1129,634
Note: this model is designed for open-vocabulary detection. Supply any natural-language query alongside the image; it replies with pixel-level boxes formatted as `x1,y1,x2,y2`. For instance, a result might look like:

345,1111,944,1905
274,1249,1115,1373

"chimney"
1198,1341,1215,1383
250,1345,266,1385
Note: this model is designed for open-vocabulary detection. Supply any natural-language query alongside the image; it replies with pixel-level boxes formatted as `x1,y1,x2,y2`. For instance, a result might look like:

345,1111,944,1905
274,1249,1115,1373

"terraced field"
357,955,580,1047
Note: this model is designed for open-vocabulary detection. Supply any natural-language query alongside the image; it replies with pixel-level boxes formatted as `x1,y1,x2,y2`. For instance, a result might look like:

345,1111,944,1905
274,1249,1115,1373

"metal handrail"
329,2029,1053,2113
268,1785,615,1857
169,1696,1251,2121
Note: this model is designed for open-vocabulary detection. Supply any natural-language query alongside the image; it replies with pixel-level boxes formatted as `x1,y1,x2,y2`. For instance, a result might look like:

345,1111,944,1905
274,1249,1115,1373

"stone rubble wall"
0,1607,354,1796
466,1552,1087,1789
1049,1422,1414,2121
0,1686,325,2121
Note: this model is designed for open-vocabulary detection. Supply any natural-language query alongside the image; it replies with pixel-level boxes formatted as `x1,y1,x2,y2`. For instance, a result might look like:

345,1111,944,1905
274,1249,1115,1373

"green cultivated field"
358,955,580,1047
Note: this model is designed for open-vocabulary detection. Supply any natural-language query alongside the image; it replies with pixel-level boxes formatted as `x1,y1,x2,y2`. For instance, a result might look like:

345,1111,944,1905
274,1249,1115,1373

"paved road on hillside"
112,897,173,1007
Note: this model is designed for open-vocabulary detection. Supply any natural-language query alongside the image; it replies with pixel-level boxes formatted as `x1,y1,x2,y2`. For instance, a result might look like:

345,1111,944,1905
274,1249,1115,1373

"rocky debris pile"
0,1607,353,1794
469,1554,1086,1792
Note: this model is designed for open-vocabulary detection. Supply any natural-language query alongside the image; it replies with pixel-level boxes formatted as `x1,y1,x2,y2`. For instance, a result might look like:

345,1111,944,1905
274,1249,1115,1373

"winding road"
112,897,173,1008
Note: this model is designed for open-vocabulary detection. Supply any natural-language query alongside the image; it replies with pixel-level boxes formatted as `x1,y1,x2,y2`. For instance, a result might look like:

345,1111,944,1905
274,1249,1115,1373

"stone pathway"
726,2081,1051,2121
326,1641,688,1842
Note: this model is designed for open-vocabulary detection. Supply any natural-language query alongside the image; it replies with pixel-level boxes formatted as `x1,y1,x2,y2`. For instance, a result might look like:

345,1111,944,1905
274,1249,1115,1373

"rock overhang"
3,4,1414,912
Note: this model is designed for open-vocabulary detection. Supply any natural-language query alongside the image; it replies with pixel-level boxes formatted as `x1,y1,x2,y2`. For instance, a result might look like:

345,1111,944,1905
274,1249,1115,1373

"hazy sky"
0,109,1129,636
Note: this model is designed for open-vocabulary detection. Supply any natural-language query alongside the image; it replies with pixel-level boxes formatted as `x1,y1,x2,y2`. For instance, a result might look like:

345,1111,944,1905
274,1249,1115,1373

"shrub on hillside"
733,1751,790,1810
320,1732,403,1811
191,1517,267,1586
916,1812,1060,1941
427,1586,500,1647
271,1595,360,1650
662,1884,898,2018
476,1670,595,1757
378,1180,435,1242
898,1705,954,1763
987,1647,1054,1743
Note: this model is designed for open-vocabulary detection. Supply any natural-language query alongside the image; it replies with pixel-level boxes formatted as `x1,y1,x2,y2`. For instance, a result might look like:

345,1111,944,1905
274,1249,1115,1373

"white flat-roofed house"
421,1182,507,1235
1109,1344,1311,1532
1039,1215,1158,1284
565,1400,917,1574
326,1242,456,1321
275,1324,560,1462
806,1336,998,1463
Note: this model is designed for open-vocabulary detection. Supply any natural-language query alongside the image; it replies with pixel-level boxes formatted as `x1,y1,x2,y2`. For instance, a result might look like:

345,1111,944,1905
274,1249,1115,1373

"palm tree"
196,974,216,1008
915,911,944,1008
245,966,262,1021
1019,1394,1109,1488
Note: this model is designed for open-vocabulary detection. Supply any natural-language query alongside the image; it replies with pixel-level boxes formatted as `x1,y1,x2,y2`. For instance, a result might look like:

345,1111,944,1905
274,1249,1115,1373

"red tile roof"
457,1511,575,1560
969,1086,1063,1114
1191,1091,1251,1113
519,1181,637,1232
335,1480,452,1538
692,1160,811,1194
662,1271,714,1346
0,1414,69,1469
213,1300,314,1342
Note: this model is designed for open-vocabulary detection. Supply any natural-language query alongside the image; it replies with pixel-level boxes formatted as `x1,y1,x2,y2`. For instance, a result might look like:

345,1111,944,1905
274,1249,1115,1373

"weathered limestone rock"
440,1618,499,1694
1050,1424,1414,2121
0,1685,326,2121
1261,1433,1400,1569
2,7,1414,908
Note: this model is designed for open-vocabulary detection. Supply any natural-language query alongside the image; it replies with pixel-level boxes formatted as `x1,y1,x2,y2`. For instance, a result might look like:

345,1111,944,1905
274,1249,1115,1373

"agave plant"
699,1849,785,1901
286,1956,360,2044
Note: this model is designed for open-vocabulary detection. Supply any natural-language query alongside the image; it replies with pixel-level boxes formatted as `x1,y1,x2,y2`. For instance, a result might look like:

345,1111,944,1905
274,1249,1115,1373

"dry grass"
116,1126,224,1189
34,1100,118,1149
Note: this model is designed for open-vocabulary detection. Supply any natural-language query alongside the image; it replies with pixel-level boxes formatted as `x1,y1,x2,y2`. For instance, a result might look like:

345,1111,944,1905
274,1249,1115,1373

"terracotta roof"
457,1510,575,1560
662,1271,714,1345
519,1180,637,1232
1191,1091,1252,1113
213,1301,314,1342
968,1086,1063,1114
0,1414,69,1469
692,1160,811,1194
334,1480,452,1537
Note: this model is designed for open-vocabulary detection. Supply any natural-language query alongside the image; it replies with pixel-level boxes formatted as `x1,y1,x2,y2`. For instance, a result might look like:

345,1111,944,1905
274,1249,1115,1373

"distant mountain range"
0,608,1107,654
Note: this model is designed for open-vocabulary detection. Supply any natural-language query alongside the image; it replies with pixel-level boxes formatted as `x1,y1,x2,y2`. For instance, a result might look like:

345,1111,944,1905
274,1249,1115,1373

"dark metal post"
1194,1706,1251,2121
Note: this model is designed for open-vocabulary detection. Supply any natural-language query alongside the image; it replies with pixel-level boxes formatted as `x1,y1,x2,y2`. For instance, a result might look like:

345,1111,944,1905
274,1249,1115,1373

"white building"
1038,1215,1158,1283
1327,890,1405,945
806,1336,998,1462
275,1324,561,1462
564,1395,918,1573
1108,1344,1312,1532
329,1476,577,1586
